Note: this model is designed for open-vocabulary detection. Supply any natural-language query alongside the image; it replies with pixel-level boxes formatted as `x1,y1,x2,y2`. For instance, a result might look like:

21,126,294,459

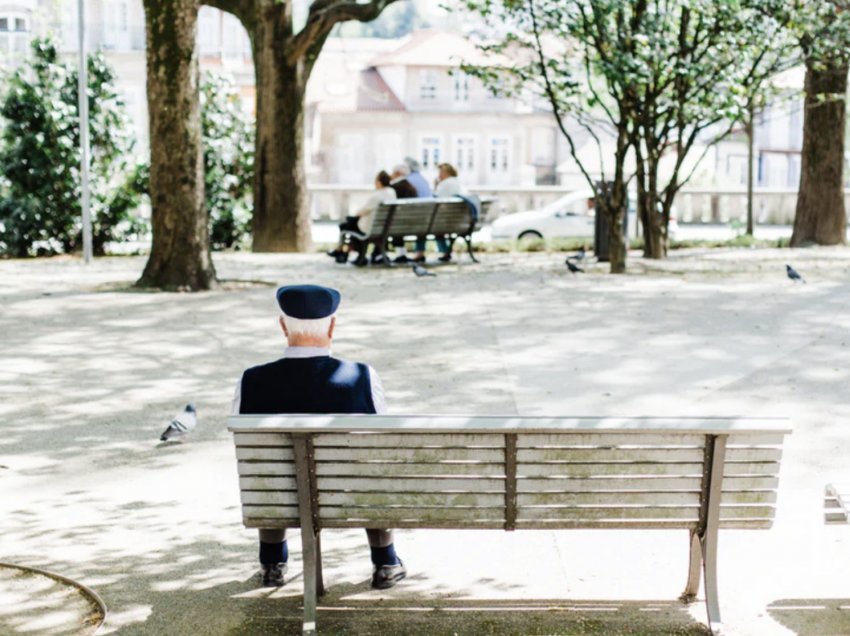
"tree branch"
287,0,401,65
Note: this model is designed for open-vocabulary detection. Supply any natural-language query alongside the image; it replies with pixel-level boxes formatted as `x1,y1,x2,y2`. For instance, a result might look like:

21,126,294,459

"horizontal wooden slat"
725,448,782,462
720,491,778,504
239,476,297,491
723,476,779,490
320,506,504,523
236,447,295,461
518,477,702,493
320,492,504,508
316,462,505,477
234,432,292,447
514,520,698,529
313,433,504,448
718,520,774,529
517,448,706,463
321,519,505,530
721,462,780,476
240,491,299,506
719,505,776,519
243,518,300,529
237,461,296,476
228,415,792,435
242,505,300,518
315,447,504,463
517,463,704,478
517,506,700,522
518,434,706,448
316,477,505,493
519,492,700,507
726,433,786,446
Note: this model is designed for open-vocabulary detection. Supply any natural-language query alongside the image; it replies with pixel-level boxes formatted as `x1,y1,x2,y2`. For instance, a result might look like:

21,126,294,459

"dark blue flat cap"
276,284,341,319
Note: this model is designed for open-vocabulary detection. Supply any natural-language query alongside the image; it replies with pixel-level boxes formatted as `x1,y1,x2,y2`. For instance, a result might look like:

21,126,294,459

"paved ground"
2,247,850,635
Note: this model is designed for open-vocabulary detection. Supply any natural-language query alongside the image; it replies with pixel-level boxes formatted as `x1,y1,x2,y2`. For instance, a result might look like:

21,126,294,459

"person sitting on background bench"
388,164,419,263
403,156,433,197
328,170,396,266
410,162,462,263
231,284,407,589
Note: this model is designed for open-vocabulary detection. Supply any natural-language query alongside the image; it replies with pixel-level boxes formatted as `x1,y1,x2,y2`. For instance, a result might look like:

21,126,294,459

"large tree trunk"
138,0,216,290
250,7,311,252
791,58,848,247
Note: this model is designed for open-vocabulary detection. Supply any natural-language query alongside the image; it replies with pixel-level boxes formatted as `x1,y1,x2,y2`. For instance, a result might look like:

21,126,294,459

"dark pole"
746,105,755,237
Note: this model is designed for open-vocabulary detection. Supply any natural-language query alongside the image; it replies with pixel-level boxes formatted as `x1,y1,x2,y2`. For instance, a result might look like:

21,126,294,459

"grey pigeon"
412,264,436,277
786,264,806,284
566,259,584,274
568,247,586,262
160,403,197,441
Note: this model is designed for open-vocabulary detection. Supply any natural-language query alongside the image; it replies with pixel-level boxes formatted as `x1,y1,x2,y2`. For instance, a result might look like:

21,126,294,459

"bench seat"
229,415,791,635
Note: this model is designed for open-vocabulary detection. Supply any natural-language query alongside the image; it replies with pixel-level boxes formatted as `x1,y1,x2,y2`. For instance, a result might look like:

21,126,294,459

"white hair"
392,163,410,176
280,312,334,338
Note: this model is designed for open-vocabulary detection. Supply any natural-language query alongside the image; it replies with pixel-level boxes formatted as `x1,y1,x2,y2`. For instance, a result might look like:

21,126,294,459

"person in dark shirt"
232,285,406,590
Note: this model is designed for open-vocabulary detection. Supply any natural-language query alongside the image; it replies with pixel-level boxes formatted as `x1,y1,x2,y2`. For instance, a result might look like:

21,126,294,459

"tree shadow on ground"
767,598,850,636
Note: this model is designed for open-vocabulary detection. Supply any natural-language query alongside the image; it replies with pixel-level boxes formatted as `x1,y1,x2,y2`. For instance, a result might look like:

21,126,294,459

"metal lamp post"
78,0,92,263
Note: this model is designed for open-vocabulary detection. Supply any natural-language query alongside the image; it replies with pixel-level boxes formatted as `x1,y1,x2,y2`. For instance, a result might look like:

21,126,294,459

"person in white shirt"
411,163,463,263
328,170,397,266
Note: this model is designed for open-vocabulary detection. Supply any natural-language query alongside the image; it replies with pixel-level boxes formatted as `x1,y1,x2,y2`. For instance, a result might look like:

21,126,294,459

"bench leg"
301,525,318,635
680,529,701,603
316,529,325,597
701,526,722,632
464,236,479,263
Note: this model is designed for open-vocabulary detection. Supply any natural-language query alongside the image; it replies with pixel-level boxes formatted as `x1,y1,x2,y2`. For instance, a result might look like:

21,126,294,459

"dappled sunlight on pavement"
2,249,850,634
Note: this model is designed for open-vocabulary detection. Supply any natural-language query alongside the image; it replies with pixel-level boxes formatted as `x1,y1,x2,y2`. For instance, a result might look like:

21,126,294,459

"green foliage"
200,73,254,250
0,38,147,257
459,1,798,261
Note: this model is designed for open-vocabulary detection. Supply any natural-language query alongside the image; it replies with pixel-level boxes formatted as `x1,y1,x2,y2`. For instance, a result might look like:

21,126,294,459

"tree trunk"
251,8,312,253
138,0,216,290
791,58,848,247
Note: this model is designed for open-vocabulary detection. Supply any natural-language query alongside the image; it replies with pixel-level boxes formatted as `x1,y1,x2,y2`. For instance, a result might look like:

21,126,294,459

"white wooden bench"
824,483,850,524
227,415,791,635
341,197,493,263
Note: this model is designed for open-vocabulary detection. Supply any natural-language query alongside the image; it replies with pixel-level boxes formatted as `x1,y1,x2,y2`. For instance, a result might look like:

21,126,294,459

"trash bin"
593,182,628,262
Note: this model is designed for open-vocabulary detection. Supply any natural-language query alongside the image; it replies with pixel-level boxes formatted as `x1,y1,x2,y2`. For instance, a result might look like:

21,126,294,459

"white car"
490,190,677,241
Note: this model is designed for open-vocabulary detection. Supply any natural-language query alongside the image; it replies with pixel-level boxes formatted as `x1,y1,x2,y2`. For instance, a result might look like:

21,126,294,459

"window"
420,136,441,170
453,72,469,102
455,136,475,172
419,70,437,100
489,138,510,173
0,18,8,32
14,17,25,32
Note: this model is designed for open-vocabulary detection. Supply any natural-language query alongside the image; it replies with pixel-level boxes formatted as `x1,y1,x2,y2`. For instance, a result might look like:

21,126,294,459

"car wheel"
518,230,543,241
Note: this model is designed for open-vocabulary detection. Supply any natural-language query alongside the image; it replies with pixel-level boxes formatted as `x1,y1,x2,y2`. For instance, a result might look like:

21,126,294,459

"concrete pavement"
2,247,850,635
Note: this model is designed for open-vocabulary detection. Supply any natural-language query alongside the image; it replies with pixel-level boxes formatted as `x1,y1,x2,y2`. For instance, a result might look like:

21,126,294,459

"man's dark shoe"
371,560,406,590
261,562,287,587
327,249,341,259
437,253,452,263
412,255,426,263
392,254,409,264
354,255,368,267
335,251,349,264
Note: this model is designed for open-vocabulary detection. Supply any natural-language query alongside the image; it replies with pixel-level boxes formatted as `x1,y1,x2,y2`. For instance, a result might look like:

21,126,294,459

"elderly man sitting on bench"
231,284,406,589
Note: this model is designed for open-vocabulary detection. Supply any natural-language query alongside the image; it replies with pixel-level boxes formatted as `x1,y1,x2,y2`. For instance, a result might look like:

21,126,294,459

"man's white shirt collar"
283,346,330,358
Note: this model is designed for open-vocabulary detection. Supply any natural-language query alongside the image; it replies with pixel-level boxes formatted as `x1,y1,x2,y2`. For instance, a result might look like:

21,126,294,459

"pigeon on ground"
412,264,436,277
160,403,197,441
566,259,584,274
567,247,586,262
786,264,806,284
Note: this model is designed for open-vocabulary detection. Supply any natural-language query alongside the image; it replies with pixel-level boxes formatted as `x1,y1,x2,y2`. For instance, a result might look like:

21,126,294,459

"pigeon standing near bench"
160,403,197,441
786,264,806,284
566,259,584,274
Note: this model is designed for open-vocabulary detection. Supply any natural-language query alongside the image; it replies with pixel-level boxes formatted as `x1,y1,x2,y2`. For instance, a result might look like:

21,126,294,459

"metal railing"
307,183,850,224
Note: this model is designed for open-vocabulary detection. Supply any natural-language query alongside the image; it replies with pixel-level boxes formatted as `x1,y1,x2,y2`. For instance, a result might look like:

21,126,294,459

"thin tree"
139,0,216,290
202,0,401,252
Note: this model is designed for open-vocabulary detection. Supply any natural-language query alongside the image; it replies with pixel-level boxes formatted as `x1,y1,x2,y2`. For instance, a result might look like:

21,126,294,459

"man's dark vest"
239,356,376,415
